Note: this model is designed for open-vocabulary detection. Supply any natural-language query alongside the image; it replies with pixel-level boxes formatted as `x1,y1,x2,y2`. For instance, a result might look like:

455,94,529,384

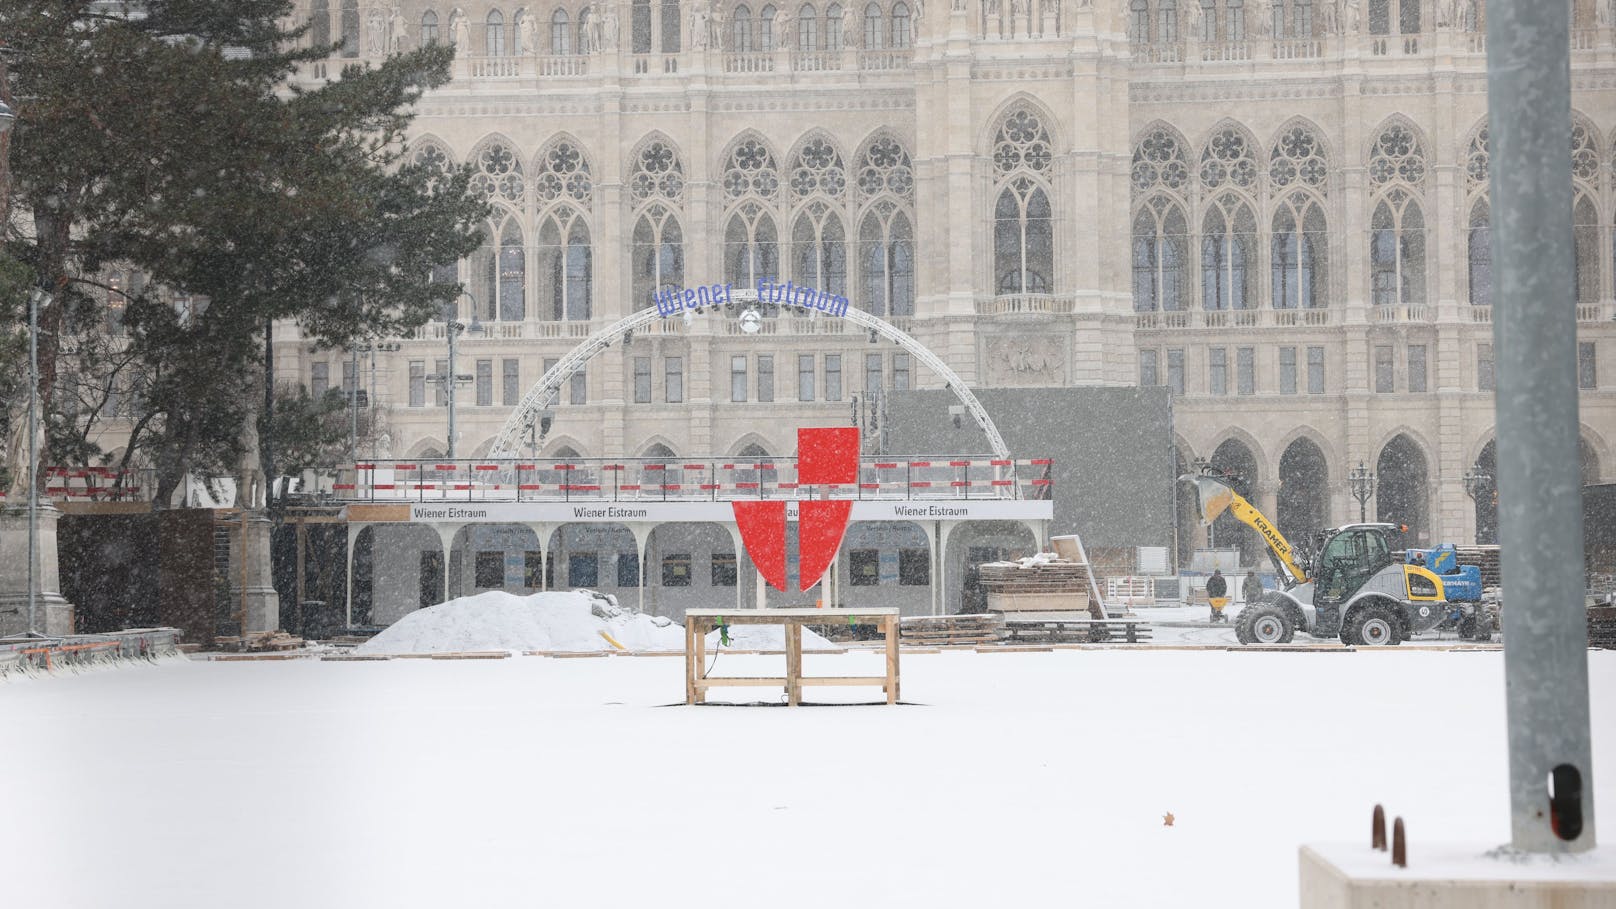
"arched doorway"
1473,439,1498,545
838,522,931,615
1277,438,1330,545
1376,434,1428,546
1209,438,1260,566
644,522,736,620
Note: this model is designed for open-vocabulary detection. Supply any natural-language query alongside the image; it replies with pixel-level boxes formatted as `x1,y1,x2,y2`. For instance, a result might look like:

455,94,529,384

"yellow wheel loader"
1180,473,1480,646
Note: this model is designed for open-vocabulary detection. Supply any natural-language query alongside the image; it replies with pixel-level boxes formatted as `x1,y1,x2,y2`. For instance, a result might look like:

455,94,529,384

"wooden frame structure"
683,607,900,706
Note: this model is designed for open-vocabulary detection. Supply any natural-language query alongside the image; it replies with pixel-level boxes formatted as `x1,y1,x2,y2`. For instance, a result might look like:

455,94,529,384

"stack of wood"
213,631,305,653
1452,545,1503,588
899,614,1004,647
1589,606,1616,649
979,555,1101,619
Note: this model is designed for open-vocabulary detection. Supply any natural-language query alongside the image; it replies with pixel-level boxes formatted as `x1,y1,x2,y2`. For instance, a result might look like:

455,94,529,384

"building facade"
287,0,1616,573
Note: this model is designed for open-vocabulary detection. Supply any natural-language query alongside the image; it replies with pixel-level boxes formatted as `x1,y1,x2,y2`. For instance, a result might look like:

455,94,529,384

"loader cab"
1312,525,1394,619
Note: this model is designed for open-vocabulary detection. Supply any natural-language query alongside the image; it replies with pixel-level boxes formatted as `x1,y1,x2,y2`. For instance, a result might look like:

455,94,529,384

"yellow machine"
1181,473,1473,646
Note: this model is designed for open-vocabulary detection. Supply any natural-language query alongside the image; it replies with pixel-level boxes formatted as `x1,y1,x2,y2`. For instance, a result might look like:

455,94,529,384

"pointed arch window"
733,5,755,50
1468,198,1491,307
892,2,912,47
1158,0,1178,41
313,0,332,47
633,205,684,310
420,8,438,44
1269,123,1329,192
861,204,914,316
1370,191,1425,307
724,203,780,288
761,5,778,49
551,9,571,53
826,3,844,49
470,211,526,322
661,0,681,51
994,179,1053,294
538,207,591,321
1272,192,1327,309
791,202,848,295
1201,196,1255,310
1133,197,1188,312
1226,0,1245,39
1574,194,1600,307
470,141,524,203
486,9,506,55
341,0,360,55
1291,0,1312,37
798,4,819,50
632,0,653,52
864,2,884,48
1197,0,1216,41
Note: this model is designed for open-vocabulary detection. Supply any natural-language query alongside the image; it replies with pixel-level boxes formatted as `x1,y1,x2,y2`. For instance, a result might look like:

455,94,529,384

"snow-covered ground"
4,650,1613,908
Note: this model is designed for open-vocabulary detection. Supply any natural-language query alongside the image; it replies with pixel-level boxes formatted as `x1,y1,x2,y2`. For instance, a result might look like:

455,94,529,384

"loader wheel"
1346,603,1402,646
1239,603,1294,645
1459,614,1492,642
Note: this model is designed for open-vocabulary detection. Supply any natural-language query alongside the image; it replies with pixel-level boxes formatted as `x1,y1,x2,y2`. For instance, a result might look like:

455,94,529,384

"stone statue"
578,9,597,52
1182,0,1202,39
1342,0,1360,34
1435,0,1457,28
1599,0,1613,29
773,7,794,49
367,9,385,55
602,6,621,50
1011,0,1028,19
518,8,539,53
842,4,859,48
1319,0,1339,35
450,7,470,47
1250,0,1271,37
388,3,408,52
689,2,711,49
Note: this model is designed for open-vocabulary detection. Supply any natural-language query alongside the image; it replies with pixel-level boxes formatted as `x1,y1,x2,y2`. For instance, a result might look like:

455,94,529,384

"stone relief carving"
984,336,1068,386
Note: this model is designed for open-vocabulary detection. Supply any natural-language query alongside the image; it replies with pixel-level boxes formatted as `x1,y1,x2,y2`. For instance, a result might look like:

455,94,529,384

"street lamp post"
1349,461,1376,524
426,293,480,459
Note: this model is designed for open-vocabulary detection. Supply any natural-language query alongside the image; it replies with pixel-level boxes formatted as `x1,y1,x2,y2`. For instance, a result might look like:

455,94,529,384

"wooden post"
684,618,697,705
885,614,900,704
692,617,707,704
786,618,802,706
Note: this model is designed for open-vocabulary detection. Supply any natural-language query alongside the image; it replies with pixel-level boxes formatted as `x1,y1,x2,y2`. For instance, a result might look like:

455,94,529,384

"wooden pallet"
212,632,305,653
900,614,1004,647
1001,615,1154,644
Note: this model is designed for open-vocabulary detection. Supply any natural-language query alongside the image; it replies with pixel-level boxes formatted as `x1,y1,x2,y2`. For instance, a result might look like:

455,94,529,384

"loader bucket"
1179,474,1236,526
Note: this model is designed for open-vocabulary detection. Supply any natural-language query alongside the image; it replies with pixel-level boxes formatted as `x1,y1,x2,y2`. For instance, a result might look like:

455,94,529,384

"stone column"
234,511,280,634
0,505,75,636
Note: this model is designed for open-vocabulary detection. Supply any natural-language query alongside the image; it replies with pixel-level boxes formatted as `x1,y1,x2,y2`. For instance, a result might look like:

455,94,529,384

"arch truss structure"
488,296,1011,460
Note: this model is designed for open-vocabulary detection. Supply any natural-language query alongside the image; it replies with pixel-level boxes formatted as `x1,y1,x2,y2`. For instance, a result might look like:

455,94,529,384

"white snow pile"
704,623,842,651
356,590,686,655
983,552,1062,569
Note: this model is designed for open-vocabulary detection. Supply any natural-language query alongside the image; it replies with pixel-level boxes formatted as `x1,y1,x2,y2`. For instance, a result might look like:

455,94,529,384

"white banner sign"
406,499,1052,524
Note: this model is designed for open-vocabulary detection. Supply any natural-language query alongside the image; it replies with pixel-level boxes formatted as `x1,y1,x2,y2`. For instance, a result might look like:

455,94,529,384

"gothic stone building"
287,0,1615,583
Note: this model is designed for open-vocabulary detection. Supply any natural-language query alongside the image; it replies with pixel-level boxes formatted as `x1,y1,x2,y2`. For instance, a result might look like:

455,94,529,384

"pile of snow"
704,623,841,651
983,552,1064,569
356,590,685,655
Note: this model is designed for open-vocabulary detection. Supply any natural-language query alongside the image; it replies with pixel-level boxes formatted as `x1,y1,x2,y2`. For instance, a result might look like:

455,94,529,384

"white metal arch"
488,302,1011,460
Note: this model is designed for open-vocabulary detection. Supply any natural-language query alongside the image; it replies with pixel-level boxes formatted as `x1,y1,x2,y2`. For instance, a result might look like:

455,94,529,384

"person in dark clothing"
1206,569,1229,623
1242,570,1263,604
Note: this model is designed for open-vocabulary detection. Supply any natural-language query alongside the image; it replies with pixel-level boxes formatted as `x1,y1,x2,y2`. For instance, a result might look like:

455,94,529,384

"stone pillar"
235,511,280,634
0,505,74,636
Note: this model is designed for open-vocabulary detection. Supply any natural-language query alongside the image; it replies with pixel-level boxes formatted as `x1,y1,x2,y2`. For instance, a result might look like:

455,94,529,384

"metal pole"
446,324,459,459
349,346,360,463
1486,0,1595,852
27,287,42,634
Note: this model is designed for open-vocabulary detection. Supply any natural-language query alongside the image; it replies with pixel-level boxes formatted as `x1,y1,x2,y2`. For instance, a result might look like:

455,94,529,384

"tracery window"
1133,196,1188,311
1158,0,1178,41
1226,0,1245,40
413,142,459,317
826,4,843,49
470,140,525,203
725,202,780,288
551,9,571,53
992,110,1054,295
1129,0,1149,40
798,4,819,51
861,202,914,317
471,210,526,321
789,137,847,200
1197,0,1216,41
633,0,652,52
341,0,360,56
486,9,506,55
724,137,781,201
1201,195,1255,310
855,136,914,202
762,5,778,49
892,2,911,47
1574,194,1600,307
1272,192,1327,309
732,5,755,50
1368,0,1418,35
1370,189,1425,307
535,141,594,321
1468,198,1490,307
630,139,686,309
1199,127,1257,190
1571,123,1599,183
420,8,438,44
1269,123,1328,192
864,2,884,48
1368,123,1426,307
1465,125,1489,193
1131,126,1190,194
792,202,848,295
661,0,681,51
312,0,331,47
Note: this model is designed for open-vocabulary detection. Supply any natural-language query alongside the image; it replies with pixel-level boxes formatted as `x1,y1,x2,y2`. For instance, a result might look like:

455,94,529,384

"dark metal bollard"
1392,817,1406,868
1371,804,1387,851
